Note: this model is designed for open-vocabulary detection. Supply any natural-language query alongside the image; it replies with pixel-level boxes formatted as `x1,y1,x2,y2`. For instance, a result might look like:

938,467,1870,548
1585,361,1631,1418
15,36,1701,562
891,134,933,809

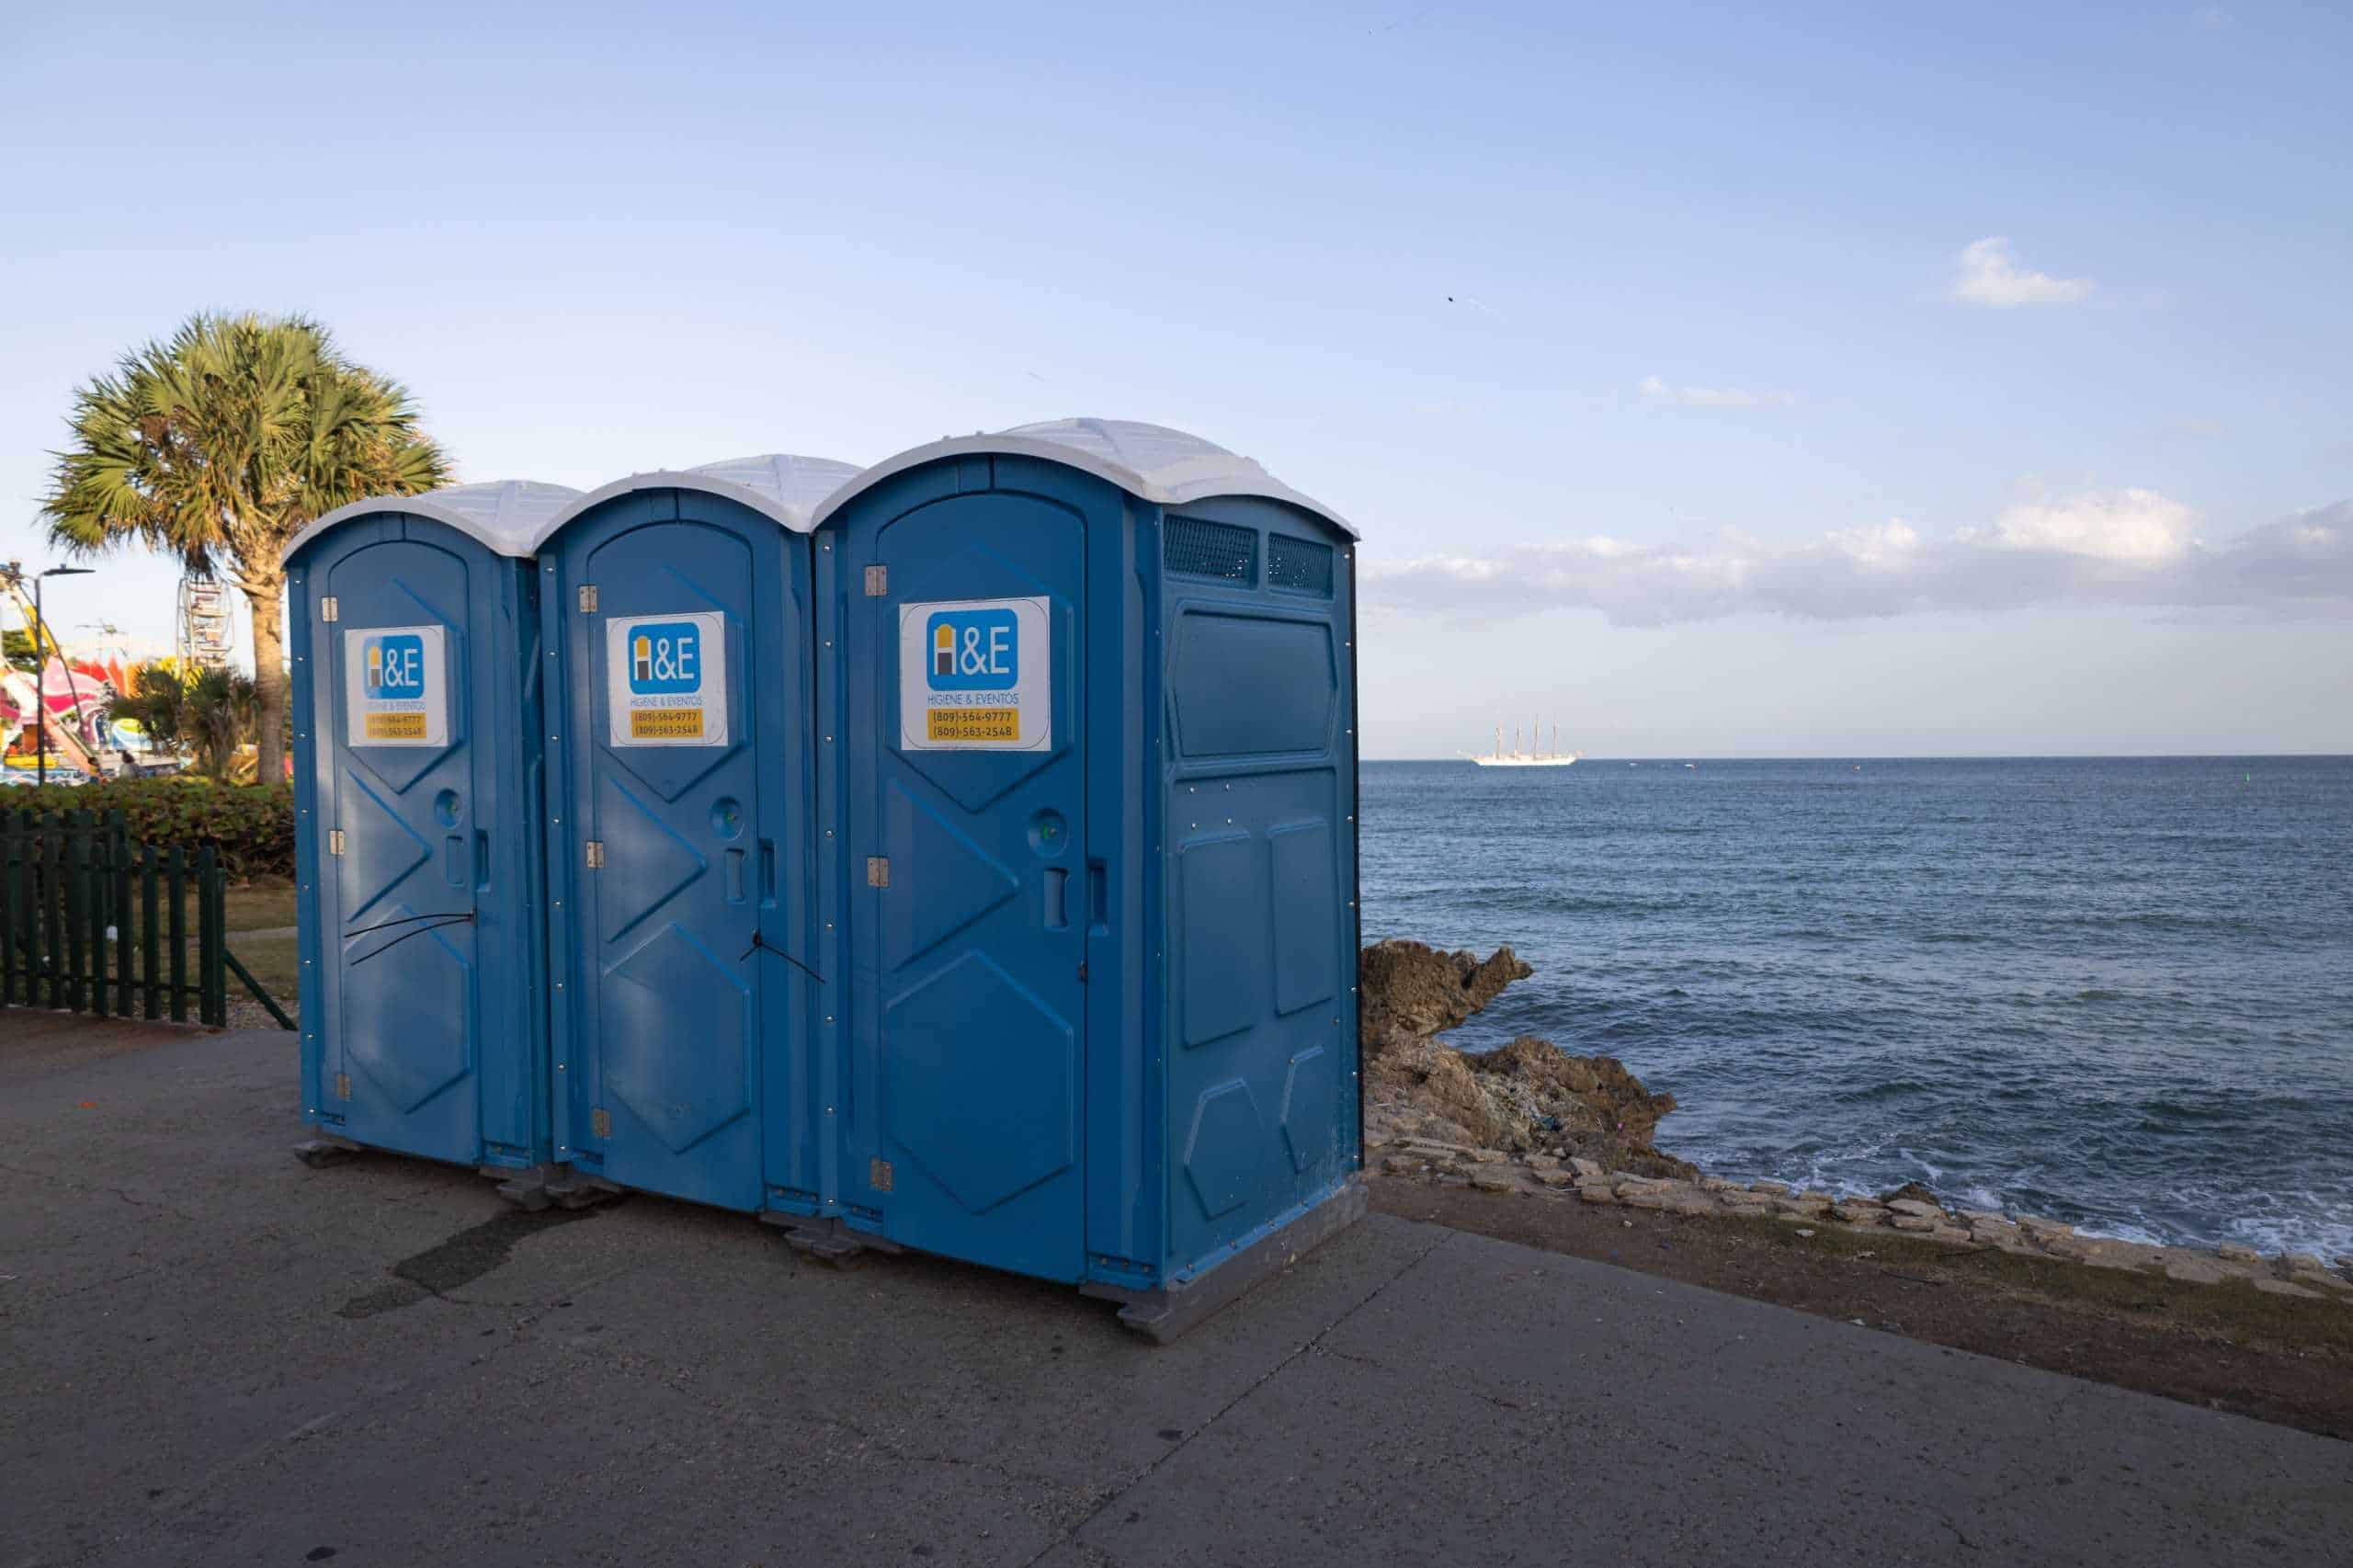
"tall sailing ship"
1465,722,1581,768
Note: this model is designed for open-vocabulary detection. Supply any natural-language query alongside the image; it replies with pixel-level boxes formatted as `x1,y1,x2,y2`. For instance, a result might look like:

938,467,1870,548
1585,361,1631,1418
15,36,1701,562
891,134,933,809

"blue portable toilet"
283,480,578,1189
809,419,1363,1338
533,454,861,1214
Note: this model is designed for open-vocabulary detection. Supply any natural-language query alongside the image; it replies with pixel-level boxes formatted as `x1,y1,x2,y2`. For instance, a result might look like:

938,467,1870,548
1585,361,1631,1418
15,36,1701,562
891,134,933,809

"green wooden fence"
0,807,290,1029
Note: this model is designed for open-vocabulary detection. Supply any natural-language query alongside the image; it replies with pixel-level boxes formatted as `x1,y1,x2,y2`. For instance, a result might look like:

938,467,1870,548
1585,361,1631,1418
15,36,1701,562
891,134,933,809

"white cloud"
1639,374,1797,409
1362,496,2353,626
1988,488,2197,562
1946,237,2094,308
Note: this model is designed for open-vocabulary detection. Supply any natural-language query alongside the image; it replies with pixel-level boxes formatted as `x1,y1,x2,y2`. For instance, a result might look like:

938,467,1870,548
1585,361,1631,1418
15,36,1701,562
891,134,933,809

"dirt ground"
1372,1176,2353,1443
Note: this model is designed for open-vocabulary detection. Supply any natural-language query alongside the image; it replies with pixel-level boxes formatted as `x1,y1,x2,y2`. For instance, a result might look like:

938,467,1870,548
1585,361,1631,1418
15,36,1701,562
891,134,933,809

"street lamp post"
27,565,95,787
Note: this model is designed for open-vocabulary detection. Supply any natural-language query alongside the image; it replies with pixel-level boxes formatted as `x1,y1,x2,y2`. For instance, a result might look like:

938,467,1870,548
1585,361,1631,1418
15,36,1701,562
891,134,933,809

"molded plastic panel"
1268,821,1338,1017
545,494,814,1213
1177,833,1266,1047
290,517,549,1173
835,481,1090,1282
1171,613,1336,758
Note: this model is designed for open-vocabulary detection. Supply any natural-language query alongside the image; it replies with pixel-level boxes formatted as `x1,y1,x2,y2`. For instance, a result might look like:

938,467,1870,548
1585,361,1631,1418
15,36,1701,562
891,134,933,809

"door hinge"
585,840,606,869
866,856,890,888
869,1158,894,1193
318,596,338,622
863,564,888,597
334,1072,351,1101
577,584,598,613
591,1108,611,1139
326,829,346,857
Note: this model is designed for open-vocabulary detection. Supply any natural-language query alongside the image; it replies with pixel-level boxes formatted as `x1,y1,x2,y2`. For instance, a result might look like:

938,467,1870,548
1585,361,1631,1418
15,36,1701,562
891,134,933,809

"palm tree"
106,661,258,780
40,313,450,786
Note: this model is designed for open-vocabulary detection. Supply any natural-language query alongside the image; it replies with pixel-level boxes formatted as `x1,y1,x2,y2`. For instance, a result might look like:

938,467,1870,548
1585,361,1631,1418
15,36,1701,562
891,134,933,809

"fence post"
111,811,133,1016
84,812,111,1019
198,846,225,1027
0,809,18,1008
141,841,162,1020
43,812,65,1010
166,846,188,1024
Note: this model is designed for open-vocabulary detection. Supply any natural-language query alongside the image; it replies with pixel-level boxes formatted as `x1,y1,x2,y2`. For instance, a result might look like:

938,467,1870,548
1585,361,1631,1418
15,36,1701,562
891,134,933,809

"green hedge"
2,778,295,881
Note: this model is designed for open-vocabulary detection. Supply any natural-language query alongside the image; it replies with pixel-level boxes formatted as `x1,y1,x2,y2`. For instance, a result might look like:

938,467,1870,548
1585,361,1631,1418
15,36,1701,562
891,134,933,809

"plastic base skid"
1081,1177,1370,1345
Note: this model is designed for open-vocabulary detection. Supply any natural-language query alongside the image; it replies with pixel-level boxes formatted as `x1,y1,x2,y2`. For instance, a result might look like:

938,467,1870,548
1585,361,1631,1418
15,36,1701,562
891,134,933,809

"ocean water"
1359,756,2353,1259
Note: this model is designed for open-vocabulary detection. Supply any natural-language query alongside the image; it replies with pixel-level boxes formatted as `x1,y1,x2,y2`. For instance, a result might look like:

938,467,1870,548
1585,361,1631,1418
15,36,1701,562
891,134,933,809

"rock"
1379,1155,1419,1175
1523,1153,1562,1171
1614,1176,1672,1195
1466,1149,1511,1165
1534,1170,1575,1189
1569,1157,1604,1178
1879,1182,1941,1209
1578,1185,1618,1203
1624,1189,1716,1216
1774,1197,1833,1217
2163,1256,2234,1286
1715,1190,1776,1211
1886,1199,1945,1221
2280,1252,2327,1275
2251,1278,2323,1300
1888,1215,1939,1233
1830,1204,1885,1226
1359,940,1531,1049
2014,1215,2073,1240
1747,1181,1790,1196
1699,1177,1742,1193
2216,1244,2260,1264
1468,1172,1515,1194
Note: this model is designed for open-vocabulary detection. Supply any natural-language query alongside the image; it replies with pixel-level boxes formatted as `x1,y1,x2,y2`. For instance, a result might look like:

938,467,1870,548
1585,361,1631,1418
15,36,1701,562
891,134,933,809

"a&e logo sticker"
607,611,728,747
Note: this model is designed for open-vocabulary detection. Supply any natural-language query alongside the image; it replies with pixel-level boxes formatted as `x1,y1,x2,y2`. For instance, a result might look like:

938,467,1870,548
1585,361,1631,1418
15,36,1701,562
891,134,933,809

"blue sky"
3,1,2346,756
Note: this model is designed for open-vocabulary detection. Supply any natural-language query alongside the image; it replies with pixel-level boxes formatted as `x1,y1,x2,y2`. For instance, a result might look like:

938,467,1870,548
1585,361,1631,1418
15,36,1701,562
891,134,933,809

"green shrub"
3,778,294,881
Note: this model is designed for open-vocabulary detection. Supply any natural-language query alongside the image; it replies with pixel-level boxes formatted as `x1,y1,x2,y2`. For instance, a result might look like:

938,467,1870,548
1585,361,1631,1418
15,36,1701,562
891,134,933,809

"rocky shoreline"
1358,939,2353,1302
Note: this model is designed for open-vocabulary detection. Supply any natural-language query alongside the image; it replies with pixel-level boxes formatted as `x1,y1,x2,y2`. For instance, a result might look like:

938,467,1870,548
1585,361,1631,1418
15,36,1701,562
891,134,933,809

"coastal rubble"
1360,938,1692,1178
1358,939,2353,1304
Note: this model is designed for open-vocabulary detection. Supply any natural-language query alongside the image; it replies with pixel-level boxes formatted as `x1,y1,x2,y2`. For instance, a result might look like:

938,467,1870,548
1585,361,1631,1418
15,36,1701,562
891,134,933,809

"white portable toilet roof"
807,418,1357,538
283,479,584,563
526,453,865,551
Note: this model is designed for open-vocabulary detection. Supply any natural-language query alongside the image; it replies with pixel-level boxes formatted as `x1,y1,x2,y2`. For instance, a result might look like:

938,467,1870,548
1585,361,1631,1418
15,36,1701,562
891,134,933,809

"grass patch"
225,931,300,1004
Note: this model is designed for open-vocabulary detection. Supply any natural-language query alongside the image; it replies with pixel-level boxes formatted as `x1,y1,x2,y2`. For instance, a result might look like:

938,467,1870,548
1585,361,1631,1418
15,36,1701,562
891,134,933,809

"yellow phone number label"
364,711,427,741
926,707,1019,743
630,708,706,740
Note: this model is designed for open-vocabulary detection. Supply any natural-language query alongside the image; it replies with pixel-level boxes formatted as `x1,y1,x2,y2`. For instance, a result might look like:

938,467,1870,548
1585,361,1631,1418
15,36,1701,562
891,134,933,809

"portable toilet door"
283,480,577,1185
533,455,860,1214
811,420,1364,1332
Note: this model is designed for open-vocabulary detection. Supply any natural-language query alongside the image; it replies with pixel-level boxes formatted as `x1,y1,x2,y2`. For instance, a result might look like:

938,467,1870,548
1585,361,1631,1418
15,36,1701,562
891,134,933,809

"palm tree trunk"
244,572,289,786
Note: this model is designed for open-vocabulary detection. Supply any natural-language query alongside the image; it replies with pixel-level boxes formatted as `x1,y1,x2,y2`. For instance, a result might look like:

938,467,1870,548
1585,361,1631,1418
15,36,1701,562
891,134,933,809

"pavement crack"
0,1157,199,1221
1016,1225,1456,1568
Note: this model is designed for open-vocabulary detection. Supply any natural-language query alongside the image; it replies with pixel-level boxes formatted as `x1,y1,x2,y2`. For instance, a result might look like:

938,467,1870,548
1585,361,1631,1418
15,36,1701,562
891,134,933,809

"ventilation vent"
1165,517,1256,584
1267,534,1334,597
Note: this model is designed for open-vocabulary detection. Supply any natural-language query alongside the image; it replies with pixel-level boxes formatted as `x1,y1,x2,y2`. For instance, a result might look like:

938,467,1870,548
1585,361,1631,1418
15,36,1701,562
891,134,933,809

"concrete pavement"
3,1017,2347,1567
